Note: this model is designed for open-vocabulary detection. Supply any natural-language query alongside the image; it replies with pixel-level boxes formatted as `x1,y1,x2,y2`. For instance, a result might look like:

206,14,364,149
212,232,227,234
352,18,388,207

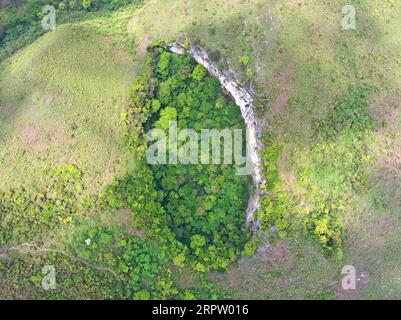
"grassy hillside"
0,19,135,192
0,0,400,299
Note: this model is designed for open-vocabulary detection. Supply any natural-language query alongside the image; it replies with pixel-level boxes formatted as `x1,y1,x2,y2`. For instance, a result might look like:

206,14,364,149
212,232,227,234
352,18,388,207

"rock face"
163,42,266,232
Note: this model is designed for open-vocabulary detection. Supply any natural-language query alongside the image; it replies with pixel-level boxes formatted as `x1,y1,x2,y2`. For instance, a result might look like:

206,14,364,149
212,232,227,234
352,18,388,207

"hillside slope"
0,20,134,192
0,0,400,299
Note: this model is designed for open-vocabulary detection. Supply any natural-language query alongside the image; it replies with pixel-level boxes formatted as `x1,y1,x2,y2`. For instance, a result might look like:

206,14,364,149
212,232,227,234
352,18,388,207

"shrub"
82,0,92,10
192,64,207,81
239,55,250,66
58,2,67,10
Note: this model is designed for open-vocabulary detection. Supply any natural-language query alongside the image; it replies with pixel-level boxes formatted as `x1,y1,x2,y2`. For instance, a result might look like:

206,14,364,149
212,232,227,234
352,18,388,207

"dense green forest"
118,46,254,272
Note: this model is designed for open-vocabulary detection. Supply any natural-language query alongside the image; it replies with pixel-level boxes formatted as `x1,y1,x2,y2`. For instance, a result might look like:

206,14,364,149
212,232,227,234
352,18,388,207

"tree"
134,291,150,300
69,0,76,9
58,2,67,10
82,0,92,10
157,52,171,79
192,65,207,81
155,107,177,131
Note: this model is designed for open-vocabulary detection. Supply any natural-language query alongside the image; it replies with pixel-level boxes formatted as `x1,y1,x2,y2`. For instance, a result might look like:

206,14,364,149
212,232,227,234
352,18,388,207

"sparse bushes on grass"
259,85,375,255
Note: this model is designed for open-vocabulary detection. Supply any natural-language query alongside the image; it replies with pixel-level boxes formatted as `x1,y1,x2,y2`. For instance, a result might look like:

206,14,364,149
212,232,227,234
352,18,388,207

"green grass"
254,0,401,299
1,0,401,299
0,19,135,193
